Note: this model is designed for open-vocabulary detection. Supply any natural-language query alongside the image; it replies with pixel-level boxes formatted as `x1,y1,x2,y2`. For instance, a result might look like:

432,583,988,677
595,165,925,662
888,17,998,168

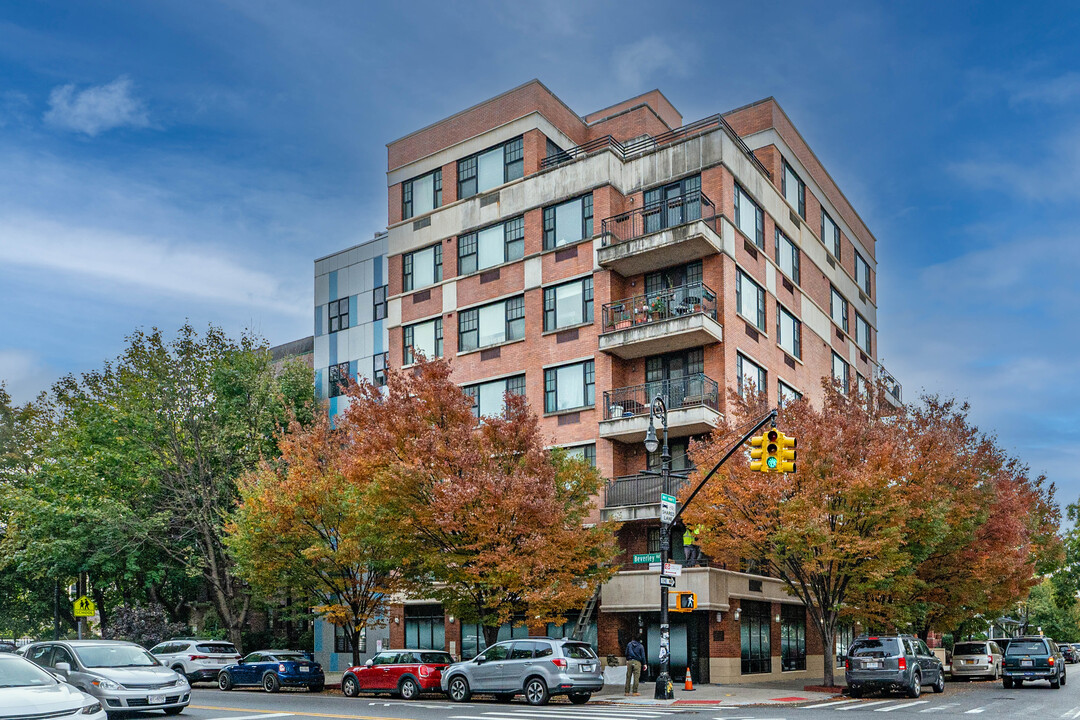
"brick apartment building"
378,80,899,684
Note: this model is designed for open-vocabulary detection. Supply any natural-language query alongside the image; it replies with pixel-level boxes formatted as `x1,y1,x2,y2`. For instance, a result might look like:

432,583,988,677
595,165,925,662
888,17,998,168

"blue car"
217,650,324,693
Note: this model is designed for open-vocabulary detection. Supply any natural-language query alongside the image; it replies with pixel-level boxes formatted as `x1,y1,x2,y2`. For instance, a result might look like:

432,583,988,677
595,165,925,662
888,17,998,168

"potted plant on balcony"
649,296,668,320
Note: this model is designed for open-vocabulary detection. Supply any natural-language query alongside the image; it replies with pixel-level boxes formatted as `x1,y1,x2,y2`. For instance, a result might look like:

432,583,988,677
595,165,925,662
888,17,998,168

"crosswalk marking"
875,700,929,712
838,700,894,710
964,708,986,714
920,703,958,713
803,699,861,709
1061,707,1080,719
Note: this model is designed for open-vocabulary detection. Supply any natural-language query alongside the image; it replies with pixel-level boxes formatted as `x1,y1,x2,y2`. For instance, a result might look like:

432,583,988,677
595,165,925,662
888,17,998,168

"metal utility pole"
53,580,60,641
643,395,675,700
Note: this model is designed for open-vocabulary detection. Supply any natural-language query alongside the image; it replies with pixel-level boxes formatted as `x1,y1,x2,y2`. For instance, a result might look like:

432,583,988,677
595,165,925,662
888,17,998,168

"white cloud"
0,349,55,404
949,128,1080,202
611,36,690,90
44,76,150,136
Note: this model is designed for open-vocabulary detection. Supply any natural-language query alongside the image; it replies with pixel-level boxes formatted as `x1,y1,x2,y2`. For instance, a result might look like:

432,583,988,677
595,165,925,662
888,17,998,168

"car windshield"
850,638,900,658
196,643,237,654
954,643,987,655
273,653,309,662
1006,641,1047,656
419,652,453,664
562,643,596,659
74,645,159,668
0,656,57,688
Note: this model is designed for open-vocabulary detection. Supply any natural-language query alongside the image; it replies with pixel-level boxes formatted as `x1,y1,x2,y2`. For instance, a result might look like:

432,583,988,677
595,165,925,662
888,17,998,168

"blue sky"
1,1,1078,503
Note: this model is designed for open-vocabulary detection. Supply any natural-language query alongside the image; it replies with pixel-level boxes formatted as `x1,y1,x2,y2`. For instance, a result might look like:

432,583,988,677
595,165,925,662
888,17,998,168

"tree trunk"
810,616,837,688
350,627,361,667
917,626,931,643
481,621,500,649
91,585,108,636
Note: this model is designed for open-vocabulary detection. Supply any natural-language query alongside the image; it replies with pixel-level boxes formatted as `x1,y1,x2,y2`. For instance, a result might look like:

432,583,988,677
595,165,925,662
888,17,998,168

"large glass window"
463,375,526,419
403,169,442,219
543,194,593,250
736,270,766,331
778,380,802,407
458,217,524,275
734,182,764,248
781,605,806,671
644,260,701,294
328,297,350,333
403,244,442,292
782,160,806,218
855,252,871,294
404,605,445,651
543,276,593,331
642,174,701,234
648,436,693,473
329,361,350,398
822,209,840,259
777,305,801,359
775,229,800,285
334,625,367,654
403,318,443,364
373,285,388,321
543,360,595,413
562,443,596,467
737,354,766,397
830,286,849,333
740,600,772,674
458,296,525,352
855,313,871,354
458,137,524,199
833,352,849,393
373,352,388,388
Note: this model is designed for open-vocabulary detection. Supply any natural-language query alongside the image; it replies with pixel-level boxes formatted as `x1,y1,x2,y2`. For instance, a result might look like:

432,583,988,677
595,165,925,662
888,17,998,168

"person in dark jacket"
624,637,647,695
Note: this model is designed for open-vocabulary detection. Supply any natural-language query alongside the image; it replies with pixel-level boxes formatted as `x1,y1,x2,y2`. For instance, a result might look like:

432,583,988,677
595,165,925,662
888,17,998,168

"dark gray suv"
846,635,945,698
440,637,602,706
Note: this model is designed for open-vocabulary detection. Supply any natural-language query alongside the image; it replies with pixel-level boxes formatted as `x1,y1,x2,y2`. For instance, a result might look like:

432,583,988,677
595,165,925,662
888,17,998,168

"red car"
341,649,455,700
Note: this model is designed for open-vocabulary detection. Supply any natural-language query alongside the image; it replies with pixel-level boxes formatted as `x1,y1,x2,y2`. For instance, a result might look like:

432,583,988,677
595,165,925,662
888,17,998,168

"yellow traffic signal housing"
673,592,697,612
778,432,797,474
764,429,781,472
749,434,765,472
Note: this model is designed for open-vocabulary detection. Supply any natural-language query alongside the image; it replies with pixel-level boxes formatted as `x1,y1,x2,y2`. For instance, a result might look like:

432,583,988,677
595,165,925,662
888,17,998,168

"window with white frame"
563,443,596,467
403,317,443,364
458,217,524,275
855,252,871,294
734,183,765,248
543,360,595,413
737,270,767,331
464,375,526,419
775,229,800,284
777,305,801,359
832,352,849,393
543,276,593,331
778,380,802,407
737,353,766,397
830,286,849,333
543,194,593,249
855,313,871,354
822,209,841,258
457,137,524,199
458,296,525,352
403,169,442,219
782,160,806,218
403,244,442,291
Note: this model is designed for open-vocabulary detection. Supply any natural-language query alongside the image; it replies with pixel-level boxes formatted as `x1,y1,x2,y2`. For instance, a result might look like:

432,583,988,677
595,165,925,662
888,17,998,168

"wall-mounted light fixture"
715,612,723,622
775,613,782,623
448,616,456,624
394,617,400,624
733,607,741,621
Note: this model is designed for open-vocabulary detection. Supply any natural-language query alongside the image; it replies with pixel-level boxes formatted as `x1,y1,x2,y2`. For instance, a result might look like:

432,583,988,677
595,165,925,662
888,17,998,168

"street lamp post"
644,395,673,700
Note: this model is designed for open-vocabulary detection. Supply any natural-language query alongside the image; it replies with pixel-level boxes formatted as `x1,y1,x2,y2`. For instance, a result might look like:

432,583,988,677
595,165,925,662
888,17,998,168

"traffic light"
764,429,781,471
778,432,797,474
673,592,697,612
749,433,765,472
750,428,796,473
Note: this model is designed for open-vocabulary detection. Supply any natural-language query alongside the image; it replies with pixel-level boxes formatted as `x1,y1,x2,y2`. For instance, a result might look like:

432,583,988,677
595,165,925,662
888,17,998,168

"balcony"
600,374,721,443
599,282,723,360
877,365,903,407
602,473,690,522
598,191,722,277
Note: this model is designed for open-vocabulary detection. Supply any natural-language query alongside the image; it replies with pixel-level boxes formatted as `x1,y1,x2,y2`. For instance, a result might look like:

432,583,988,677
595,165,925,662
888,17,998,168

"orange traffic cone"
684,667,695,691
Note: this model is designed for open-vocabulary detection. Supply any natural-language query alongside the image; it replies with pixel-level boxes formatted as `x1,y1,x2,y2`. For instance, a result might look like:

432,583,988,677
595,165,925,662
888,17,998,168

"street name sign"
660,493,676,524
633,552,661,564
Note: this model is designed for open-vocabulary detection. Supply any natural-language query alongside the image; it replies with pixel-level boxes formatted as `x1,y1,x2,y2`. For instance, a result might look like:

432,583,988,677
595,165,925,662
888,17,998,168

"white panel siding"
315,274,330,306
524,256,542,290
442,281,458,313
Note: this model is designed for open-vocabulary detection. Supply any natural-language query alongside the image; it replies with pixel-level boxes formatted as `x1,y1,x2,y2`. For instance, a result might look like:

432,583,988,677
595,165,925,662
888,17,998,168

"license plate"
964,659,974,664
582,664,594,672
865,661,882,669
148,694,165,704
299,666,310,672
1021,660,1033,667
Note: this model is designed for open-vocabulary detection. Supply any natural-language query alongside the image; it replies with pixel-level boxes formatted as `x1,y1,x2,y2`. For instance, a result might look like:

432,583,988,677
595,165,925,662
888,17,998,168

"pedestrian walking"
624,636,647,696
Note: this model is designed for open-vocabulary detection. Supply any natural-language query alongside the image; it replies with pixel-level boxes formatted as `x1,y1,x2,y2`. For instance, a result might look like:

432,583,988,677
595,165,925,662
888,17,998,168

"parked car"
950,640,1003,680
21,639,189,715
845,635,946,698
217,649,324,693
0,641,17,653
1002,636,1066,688
149,638,241,684
0,652,106,719
341,649,454,699
441,637,602,706
1060,643,1079,664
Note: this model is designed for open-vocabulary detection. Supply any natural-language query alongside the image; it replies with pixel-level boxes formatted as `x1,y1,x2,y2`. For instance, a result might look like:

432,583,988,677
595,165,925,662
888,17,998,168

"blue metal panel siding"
329,270,338,301
314,619,323,653
329,651,339,672
350,295,358,327
329,331,338,366
374,254,384,286
315,306,323,337
329,396,338,417
373,320,384,354
314,368,324,398
349,360,357,381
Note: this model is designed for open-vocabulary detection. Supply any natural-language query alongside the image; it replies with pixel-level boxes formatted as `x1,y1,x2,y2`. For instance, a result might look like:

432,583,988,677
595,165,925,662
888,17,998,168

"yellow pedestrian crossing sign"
73,596,96,617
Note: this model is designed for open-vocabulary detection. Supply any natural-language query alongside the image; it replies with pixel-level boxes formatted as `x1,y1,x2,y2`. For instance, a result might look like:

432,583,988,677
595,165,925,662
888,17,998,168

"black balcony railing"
539,113,771,180
877,365,903,403
604,473,691,509
601,190,716,247
601,281,717,334
603,373,720,421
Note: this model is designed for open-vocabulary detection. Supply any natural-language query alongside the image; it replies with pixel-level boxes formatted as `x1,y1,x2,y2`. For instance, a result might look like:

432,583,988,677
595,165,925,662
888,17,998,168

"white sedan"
0,652,105,719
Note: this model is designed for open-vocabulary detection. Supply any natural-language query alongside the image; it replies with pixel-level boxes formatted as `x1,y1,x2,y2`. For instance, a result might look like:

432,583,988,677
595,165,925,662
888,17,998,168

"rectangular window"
833,352,849,393
329,361,350,398
857,372,869,397
403,317,443,364
334,625,366,654
736,270,767,331
464,374,526,419
403,244,442,291
855,312,871,354
373,285,387,321
328,297,349,333
373,352,388,388
642,174,702,233
781,605,806,671
737,353,766,397
457,136,524,199
457,217,524,275
855,252,871,294
543,193,593,250
830,286,849,333
458,295,525,352
778,380,802,407
546,137,568,162
782,160,806,218
777,305,801,359
822,209,840,258
543,276,593,331
563,443,596,467
775,229,800,285
740,600,772,674
543,360,595,413
734,183,764,248
404,606,445,651
402,169,442,219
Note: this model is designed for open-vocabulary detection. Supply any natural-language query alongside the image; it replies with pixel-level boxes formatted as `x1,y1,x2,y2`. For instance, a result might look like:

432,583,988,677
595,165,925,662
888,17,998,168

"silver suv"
149,638,241,684
441,637,602,706
23,639,190,715
846,635,945,698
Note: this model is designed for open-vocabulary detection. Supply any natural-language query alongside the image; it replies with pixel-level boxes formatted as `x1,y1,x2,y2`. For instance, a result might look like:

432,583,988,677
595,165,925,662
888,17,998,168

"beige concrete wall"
710,653,825,685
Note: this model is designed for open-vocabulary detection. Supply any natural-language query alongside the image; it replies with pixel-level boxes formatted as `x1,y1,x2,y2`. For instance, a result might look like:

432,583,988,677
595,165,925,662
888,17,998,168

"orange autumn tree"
345,357,618,647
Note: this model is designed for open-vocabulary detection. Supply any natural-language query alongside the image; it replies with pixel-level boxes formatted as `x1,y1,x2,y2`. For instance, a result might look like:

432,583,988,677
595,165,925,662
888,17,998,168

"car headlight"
90,677,122,690
174,676,189,686
81,702,102,715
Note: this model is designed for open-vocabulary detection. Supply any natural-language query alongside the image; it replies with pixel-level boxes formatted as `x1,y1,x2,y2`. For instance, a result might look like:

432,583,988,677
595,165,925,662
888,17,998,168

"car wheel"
399,677,420,700
448,676,471,702
493,693,515,702
1051,674,1061,689
568,692,591,704
524,677,549,706
263,672,281,693
217,672,233,691
932,672,945,693
163,708,184,716
1062,671,1067,686
907,672,921,698
1003,677,1013,688
342,674,360,697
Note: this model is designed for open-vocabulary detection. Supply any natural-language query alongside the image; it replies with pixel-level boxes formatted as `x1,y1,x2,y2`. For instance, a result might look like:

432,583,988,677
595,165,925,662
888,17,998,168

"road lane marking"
838,701,894,710
204,714,293,720
1062,708,1080,719
875,700,929,712
920,703,958,713
802,699,861,709
191,706,401,720
964,709,986,714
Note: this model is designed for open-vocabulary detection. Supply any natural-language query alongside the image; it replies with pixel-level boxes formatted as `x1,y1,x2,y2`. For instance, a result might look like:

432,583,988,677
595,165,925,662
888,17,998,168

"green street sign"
633,553,661,564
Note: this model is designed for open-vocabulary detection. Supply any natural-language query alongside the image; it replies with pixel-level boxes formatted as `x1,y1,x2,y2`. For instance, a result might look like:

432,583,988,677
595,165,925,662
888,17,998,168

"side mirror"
475,656,486,665
54,662,71,673
364,659,373,667
237,659,245,665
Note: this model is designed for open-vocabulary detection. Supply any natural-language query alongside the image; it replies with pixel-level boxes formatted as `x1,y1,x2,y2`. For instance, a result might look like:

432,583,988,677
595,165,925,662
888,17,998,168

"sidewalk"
594,680,840,707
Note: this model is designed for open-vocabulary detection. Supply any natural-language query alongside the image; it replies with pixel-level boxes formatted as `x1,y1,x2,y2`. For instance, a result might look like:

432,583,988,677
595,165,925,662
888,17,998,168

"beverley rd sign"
633,553,661,564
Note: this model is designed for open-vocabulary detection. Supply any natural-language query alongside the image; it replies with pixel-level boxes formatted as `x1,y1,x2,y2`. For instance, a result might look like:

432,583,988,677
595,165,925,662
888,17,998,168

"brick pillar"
389,604,405,648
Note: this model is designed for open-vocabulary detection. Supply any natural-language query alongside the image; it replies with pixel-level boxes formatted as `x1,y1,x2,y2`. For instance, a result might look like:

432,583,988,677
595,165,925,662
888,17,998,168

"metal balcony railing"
601,190,716,247
600,281,717,333
603,373,720,421
604,472,691,509
877,365,903,403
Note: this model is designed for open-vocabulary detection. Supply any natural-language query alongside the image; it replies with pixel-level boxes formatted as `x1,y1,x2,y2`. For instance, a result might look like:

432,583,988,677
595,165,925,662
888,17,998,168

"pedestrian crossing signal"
673,592,697,612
